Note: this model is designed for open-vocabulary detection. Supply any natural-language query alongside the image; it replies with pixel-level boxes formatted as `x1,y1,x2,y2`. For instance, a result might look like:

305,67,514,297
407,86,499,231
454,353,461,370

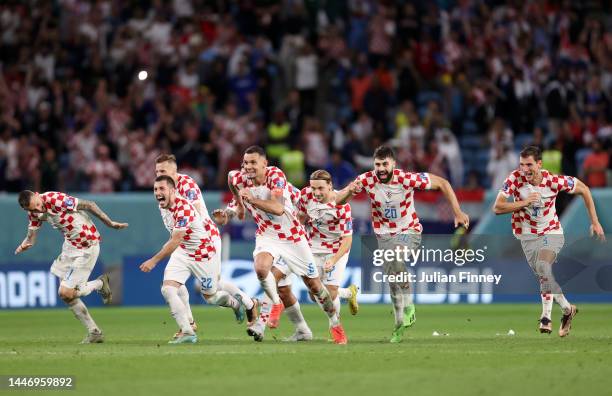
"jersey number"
200,277,212,291
384,208,398,219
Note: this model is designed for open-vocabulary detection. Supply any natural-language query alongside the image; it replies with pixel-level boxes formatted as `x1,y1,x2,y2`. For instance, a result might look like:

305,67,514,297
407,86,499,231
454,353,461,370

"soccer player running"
154,154,257,339
15,190,128,343
336,145,470,343
493,146,605,336
140,176,248,344
227,146,348,344
297,170,359,323
213,177,313,342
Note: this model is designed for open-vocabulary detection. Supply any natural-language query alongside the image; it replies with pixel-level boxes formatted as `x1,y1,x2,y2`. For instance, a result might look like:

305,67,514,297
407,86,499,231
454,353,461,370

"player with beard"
154,155,257,339
140,176,248,344
226,146,347,344
493,146,605,336
336,145,470,343
213,177,314,342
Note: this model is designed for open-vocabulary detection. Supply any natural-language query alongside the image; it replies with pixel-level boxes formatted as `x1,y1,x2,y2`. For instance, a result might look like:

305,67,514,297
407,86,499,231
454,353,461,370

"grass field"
1,304,611,396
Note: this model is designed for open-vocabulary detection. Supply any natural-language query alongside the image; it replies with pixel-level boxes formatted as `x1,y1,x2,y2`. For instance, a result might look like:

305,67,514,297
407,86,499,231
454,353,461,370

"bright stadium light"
137,70,148,81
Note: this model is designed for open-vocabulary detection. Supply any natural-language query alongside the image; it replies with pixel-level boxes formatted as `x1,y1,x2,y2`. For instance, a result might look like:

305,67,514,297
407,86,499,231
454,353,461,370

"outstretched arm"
572,179,605,240
335,180,361,205
428,174,470,229
139,230,185,272
77,199,128,229
15,228,39,255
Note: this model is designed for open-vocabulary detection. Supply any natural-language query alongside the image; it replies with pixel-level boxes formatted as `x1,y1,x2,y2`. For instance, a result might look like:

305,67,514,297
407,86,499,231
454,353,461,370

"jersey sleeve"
337,204,353,236
499,172,519,198
46,192,79,213
297,187,309,218
182,180,202,202
354,172,371,192
267,167,289,196
550,174,577,194
399,170,432,190
173,203,195,231
28,212,43,230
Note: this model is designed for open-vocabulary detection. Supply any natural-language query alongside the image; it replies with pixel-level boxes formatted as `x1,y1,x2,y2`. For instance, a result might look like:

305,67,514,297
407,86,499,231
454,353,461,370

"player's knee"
203,291,222,305
327,286,339,300
58,288,76,302
161,284,178,300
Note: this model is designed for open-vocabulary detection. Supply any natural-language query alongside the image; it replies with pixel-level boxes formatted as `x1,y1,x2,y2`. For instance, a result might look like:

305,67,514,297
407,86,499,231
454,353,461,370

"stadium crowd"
0,0,611,193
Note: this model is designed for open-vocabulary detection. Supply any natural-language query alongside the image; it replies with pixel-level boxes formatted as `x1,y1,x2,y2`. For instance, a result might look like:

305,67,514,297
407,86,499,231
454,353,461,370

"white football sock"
313,286,339,326
76,279,102,297
219,280,254,309
390,285,404,327
254,294,272,335
161,285,193,334
284,302,311,333
260,272,281,304
541,293,553,319
177,285,194,323
338,287,352,299
554,294,572,314
68,298,99,333
204,290,241,310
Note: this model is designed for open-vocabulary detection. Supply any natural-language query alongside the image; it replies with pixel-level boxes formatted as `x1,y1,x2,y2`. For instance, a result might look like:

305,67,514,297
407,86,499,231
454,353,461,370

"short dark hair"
154,175,176,188
155,154,177,164
520,145,542,161
373,145,396,161
244,145,266,158
18,190,35,209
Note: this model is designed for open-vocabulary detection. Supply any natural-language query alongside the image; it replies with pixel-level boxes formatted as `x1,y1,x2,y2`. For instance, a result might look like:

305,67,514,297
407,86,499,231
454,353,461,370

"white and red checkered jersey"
355,169,432,235
297,187,353,254
500,169,577,237
176,173,212,222
229,166,306,243
27,192,101,249
160,196,220,261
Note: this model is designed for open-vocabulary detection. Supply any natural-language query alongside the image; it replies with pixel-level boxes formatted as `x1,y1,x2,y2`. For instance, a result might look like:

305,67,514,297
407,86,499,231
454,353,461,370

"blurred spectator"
487,145,517,191
582,140,609,188
326,151,356,189
86,145,121,193
302,117,329,176
0,0,609,195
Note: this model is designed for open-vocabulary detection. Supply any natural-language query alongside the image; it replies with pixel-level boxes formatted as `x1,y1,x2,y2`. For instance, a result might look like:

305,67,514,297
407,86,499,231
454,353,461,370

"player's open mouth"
377,172,388,179
156,196,166,204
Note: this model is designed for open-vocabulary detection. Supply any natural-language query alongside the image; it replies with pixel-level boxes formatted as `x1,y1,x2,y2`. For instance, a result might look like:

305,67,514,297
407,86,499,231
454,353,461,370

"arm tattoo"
77,199,113,226
25,228,38,243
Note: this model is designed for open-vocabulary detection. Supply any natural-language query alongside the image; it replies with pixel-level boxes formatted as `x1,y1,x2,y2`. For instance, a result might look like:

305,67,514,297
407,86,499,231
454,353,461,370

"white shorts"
254,235,318,281
164,237,221,295
313,252,349,287
51,242,100,290
274,257,293,288
520,234,565,268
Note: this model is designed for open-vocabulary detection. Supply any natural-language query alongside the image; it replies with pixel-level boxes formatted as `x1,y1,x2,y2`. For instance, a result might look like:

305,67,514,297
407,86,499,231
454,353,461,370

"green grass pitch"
1,304,611,396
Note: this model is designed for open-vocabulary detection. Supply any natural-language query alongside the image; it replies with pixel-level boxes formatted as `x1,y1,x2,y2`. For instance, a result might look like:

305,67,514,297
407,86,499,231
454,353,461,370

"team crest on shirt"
567,178,575,189
276,179,286,189
186,190,196,200
503,182,510,193
64,198,74,208
177,218,187,227
419,172,428,181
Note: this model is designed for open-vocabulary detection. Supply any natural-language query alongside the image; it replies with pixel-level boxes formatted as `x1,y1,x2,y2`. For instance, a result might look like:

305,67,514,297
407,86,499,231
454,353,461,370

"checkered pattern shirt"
500,170,576,237
297,187,353,254
160,196,219,261
176,173,212,222
27,192,101,249
229,166,306,243
354,169,432,235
